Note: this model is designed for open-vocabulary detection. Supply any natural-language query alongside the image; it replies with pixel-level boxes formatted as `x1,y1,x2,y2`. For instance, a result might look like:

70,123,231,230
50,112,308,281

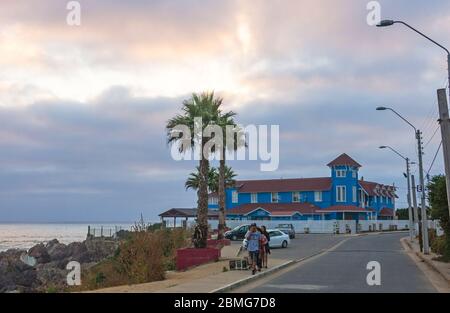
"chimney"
361,176,364,181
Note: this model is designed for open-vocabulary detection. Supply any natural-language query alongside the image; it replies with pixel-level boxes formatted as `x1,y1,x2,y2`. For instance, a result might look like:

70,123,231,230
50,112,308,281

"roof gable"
327,153,362,168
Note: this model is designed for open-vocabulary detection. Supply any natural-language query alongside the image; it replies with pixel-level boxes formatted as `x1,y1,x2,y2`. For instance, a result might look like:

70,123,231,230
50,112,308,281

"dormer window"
271,192,279,203
232,191,238,203
292,192,300,203
336,169,346,177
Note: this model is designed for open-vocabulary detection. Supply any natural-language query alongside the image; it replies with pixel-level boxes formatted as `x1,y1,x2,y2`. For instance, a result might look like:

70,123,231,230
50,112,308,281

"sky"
0,0,450,222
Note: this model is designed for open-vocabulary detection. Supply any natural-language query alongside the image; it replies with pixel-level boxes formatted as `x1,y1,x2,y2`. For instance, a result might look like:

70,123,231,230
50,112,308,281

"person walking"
257,227,268,270
245,223,261,275
260,225,270,268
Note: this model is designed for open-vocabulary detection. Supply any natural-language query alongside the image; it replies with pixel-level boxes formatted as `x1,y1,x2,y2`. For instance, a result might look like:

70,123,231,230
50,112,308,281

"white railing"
185,219,440,234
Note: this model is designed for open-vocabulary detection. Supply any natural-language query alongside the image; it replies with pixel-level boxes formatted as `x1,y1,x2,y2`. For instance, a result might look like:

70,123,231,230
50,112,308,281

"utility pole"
411,175,419,231
405,158,414,241
417,129,430,254
437,88,450,218
411,174,422,250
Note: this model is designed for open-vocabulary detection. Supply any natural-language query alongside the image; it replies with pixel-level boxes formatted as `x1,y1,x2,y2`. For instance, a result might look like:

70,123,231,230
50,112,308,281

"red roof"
379,208,394,216
227,203,319,215
235,177,332,193
359,180,378,196
318,205,369,213
327,153,362,168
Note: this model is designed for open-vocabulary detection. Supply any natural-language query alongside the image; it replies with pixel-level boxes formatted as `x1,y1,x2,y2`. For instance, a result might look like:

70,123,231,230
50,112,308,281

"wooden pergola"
159,208,219,228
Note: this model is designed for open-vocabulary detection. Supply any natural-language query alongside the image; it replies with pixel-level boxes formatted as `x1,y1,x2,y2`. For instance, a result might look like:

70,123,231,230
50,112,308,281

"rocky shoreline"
0,238,117,293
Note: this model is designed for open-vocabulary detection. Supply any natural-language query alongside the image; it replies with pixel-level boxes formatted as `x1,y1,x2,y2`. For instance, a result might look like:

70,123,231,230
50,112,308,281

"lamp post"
376,106,430,254
379,145,415,241
377,19,450,225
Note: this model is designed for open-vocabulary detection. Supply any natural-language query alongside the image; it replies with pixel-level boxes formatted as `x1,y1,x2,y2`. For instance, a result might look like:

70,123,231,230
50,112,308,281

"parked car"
276,223,296,239
225,224,251,241
242,229,290,249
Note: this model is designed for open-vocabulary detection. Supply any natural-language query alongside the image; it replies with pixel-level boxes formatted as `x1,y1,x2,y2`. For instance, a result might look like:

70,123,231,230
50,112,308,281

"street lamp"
377,19,450,228
379,145,415,241
377,107,430,254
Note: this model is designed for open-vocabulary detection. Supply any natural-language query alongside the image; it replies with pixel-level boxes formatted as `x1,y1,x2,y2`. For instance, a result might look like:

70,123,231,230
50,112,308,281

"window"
314,191,322,202
251,193,257,203
232,191,238,203
336,186,346,202
271,192,279,203
352,170,357,178
292,192,300,203
208,197,218,205
352,186,357,202
336,170,346,177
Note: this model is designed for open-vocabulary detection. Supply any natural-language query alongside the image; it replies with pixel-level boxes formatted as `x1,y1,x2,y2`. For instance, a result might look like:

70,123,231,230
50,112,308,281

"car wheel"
282,240,288,248
232,235,237,241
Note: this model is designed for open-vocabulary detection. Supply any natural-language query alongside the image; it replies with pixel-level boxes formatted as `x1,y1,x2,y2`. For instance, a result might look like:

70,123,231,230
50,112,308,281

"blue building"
208,153,396,221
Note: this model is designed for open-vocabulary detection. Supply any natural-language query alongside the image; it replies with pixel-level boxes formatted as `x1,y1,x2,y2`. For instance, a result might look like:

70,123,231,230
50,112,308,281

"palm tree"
185,166,236,194
166,92,222,248
185,166,217,193
216,112,243,239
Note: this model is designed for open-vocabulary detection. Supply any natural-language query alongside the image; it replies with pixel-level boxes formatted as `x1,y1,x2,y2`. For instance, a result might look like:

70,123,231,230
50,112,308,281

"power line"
427,140,442,175
424,125,441,148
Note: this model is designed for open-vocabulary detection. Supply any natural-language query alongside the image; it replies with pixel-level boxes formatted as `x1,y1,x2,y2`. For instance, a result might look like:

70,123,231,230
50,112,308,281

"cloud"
0,1,449,220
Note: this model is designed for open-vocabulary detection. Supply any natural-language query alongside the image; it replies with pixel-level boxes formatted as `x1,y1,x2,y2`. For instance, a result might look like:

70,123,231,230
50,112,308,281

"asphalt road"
237,233,437,293
269,234,348,261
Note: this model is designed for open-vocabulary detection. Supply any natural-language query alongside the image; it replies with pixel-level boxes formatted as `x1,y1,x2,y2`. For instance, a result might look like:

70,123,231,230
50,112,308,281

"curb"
209,260,296,293
401,238,450,284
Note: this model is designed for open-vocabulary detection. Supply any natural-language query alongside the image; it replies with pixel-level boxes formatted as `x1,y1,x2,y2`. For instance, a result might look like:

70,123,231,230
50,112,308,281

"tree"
166,92,221,248
185,166,217,193
395,208,409,220
216,112,241,239
185,165,237,195
427,175,450,260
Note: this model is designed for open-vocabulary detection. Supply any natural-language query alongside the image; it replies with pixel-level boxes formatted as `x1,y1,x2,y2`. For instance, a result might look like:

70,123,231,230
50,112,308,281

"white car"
242,229,290,249
267,229,290,248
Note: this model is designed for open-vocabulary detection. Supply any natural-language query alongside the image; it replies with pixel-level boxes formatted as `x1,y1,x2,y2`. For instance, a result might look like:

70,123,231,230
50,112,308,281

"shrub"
115,231,165,284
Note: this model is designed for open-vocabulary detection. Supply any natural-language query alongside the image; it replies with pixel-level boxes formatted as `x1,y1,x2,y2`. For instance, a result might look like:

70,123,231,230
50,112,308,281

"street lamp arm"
394,21,450,55
387,107,417,132
385,146,408,161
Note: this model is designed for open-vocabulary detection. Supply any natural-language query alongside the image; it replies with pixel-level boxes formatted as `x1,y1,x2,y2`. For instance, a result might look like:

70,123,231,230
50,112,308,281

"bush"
115,231,165,284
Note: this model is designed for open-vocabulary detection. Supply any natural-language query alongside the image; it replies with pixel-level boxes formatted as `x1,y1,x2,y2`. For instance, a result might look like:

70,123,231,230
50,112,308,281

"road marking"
265,284,327,291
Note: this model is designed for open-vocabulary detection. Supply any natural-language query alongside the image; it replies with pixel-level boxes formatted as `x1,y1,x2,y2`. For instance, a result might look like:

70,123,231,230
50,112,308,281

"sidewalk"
402,238,450,284
90,244,291,293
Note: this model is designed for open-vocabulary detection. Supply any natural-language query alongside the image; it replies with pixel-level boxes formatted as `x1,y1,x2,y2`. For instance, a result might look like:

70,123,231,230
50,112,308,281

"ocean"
0,223,137,252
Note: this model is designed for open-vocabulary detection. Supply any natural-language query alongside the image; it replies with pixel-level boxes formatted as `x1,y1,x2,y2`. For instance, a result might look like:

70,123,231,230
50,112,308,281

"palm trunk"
195,149,209,248
217,148,226,240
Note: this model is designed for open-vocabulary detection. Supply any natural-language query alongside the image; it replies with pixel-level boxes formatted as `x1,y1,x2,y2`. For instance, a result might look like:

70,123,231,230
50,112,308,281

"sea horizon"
0,221,159,252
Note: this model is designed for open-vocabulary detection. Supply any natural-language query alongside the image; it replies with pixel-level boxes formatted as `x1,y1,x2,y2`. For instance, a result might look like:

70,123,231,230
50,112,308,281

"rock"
0,249,36,293
0,238,119,293
47,243,71,262
45,239,60,249
35,264,68,292
28,243,51,264
85,239,117,262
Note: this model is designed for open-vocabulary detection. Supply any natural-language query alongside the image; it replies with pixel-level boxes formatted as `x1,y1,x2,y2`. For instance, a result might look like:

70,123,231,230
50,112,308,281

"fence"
186,219,441,234
87,225,126,238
